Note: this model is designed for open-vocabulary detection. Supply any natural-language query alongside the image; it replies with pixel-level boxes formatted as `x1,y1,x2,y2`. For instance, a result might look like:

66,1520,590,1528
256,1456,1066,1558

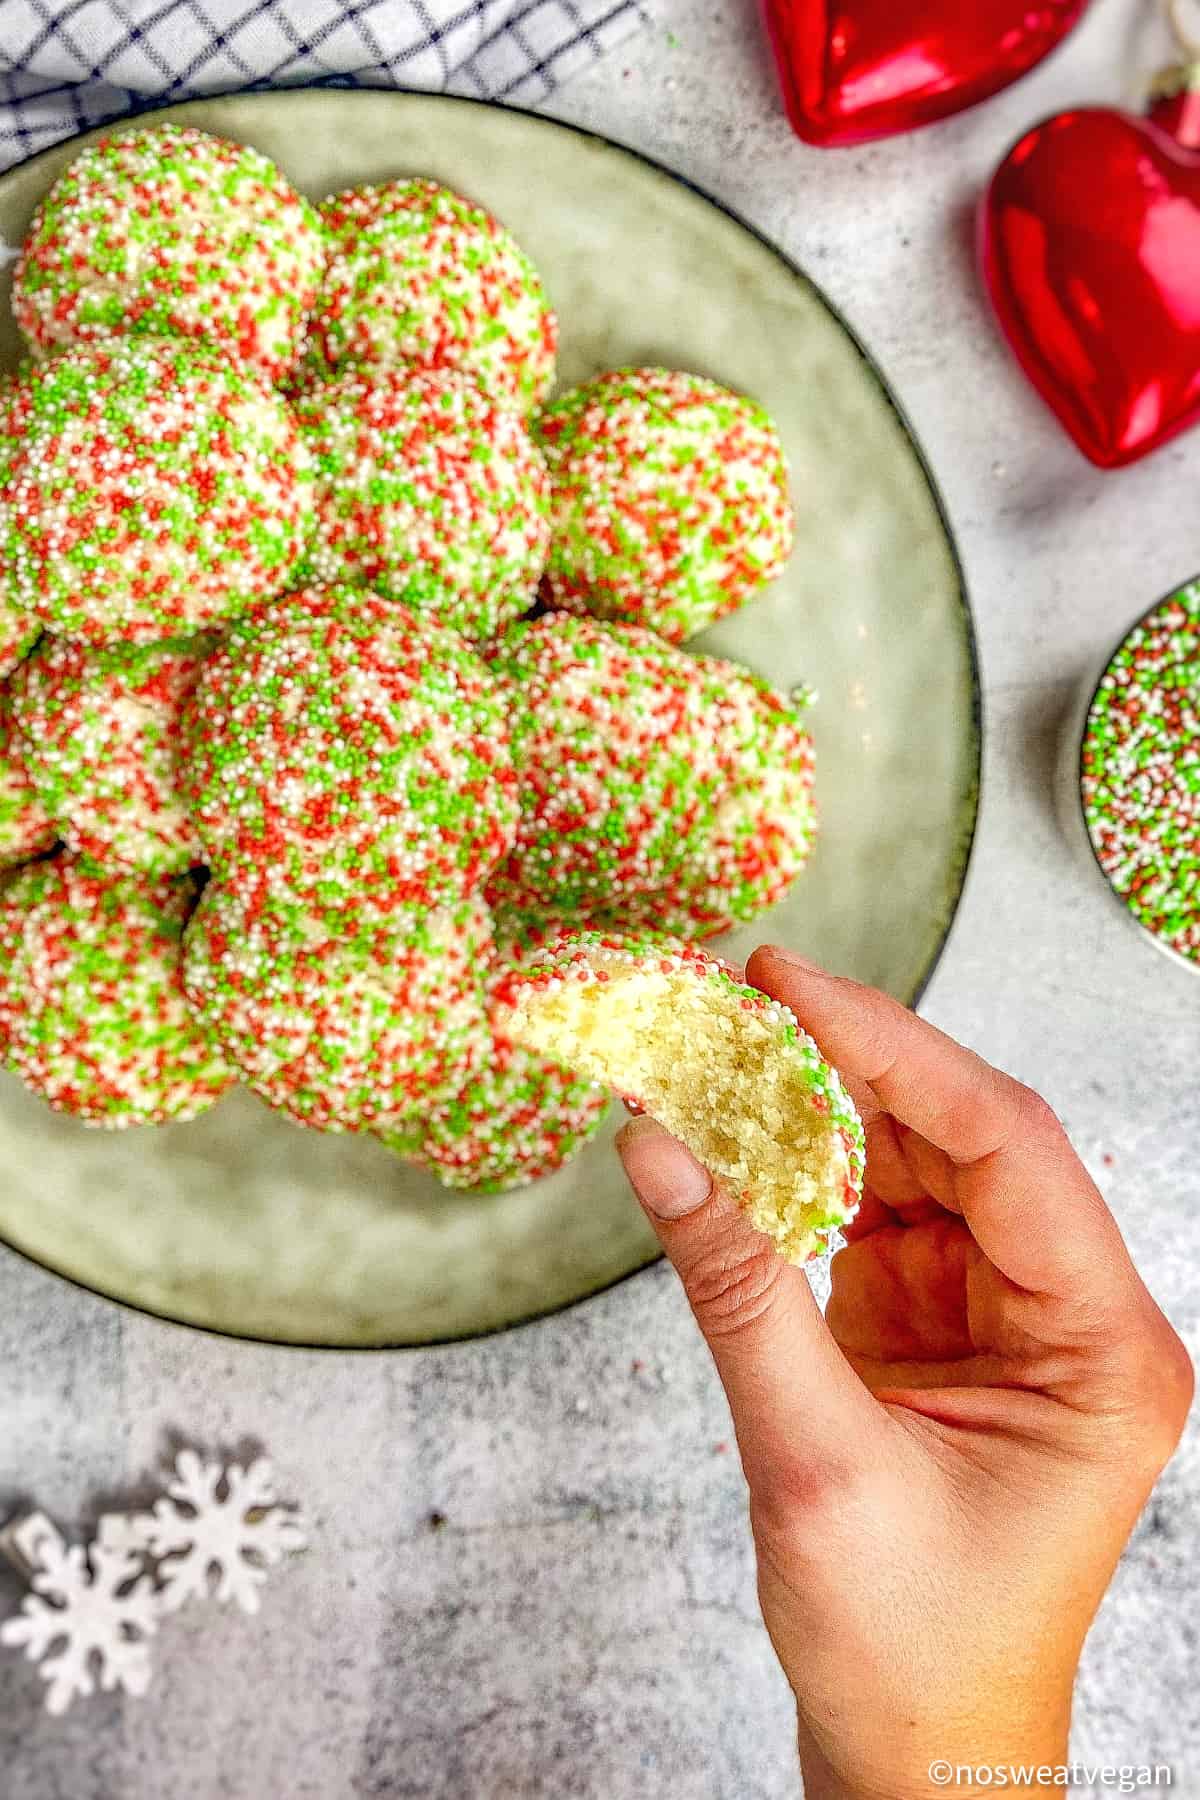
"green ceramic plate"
0,91,979,1347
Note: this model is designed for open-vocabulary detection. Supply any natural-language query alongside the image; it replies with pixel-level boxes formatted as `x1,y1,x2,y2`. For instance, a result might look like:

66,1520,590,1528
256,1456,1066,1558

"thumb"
616,1115,884,1495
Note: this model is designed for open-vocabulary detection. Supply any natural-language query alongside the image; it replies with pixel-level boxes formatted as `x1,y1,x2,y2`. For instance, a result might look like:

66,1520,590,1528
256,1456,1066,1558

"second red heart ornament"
981,67,1200,469
766,0,1089,147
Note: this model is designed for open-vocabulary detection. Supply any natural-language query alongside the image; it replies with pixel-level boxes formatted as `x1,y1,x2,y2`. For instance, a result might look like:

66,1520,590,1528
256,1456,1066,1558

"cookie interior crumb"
503,952,858,1263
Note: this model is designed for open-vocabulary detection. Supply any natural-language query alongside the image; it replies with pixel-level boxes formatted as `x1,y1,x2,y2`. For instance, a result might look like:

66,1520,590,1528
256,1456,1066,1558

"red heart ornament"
981,83,1200,468
766,0,1089,147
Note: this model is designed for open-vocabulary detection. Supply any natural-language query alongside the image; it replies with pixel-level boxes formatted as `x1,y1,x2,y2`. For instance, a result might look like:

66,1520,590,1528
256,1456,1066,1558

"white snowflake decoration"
0,1451,306,1712
0,1513,158,1715
127,1450,306,1616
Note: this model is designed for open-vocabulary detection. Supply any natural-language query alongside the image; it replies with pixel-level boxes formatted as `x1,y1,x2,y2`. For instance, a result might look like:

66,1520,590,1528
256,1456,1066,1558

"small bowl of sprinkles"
1078,578,1200,973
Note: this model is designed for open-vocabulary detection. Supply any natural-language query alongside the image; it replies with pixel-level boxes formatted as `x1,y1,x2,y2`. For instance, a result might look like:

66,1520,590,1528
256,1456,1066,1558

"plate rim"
0,86,983,1352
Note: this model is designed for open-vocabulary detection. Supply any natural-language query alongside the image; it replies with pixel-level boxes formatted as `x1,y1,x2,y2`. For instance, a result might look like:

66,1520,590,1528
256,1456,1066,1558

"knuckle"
750,1456,885,1562
1107,1314,1196,1468
1134,1326,1195,1446
924,1079,1064,1166
684,1233,784,1345
922,1091,979,1153
754,1448,862,1522
1011,1083,1064,1141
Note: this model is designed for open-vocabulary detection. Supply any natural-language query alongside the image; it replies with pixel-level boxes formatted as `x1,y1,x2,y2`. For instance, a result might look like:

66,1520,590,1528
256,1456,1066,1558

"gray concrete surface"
3,0,1199,1792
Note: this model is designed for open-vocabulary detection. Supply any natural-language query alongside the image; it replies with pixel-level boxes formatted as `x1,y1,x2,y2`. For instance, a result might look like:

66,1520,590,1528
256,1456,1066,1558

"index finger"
745,946,1133,1298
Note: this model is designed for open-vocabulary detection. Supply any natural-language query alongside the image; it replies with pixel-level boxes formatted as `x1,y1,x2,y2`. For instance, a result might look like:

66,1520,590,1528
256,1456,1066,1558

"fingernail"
759,945,822,973
616,1115,713,1219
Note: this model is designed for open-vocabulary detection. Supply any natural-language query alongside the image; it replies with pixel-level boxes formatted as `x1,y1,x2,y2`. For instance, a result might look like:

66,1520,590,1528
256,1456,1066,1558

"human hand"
616,947,1192,1800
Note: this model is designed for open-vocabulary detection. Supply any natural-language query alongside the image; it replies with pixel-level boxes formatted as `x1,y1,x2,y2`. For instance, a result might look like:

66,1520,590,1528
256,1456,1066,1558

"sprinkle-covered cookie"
382,1045,609,1193
182,585,518,910
1082,582,1200,966
0,853,232,1126
0,340,313,642
486,615,817,934
0,593,39,683
310,179,557,411
13,124,324,381
0,695,56,870
537,367,795,643
183,879,492,1131
382,961,609,1191
295,366,550,646
498,932,863,1264
647,677,818,938
11,633,215,875
0,379,41,679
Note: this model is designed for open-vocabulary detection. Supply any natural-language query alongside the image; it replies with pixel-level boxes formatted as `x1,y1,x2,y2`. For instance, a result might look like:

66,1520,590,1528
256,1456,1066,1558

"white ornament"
126,1450,306,1616
0,1513,158,1715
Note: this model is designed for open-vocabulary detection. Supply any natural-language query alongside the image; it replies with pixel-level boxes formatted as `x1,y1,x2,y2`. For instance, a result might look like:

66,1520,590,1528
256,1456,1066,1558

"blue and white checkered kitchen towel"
0,0,650,172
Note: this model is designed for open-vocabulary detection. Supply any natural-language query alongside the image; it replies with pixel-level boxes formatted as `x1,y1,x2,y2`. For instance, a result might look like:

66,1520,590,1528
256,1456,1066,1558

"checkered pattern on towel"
0,0,649,171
